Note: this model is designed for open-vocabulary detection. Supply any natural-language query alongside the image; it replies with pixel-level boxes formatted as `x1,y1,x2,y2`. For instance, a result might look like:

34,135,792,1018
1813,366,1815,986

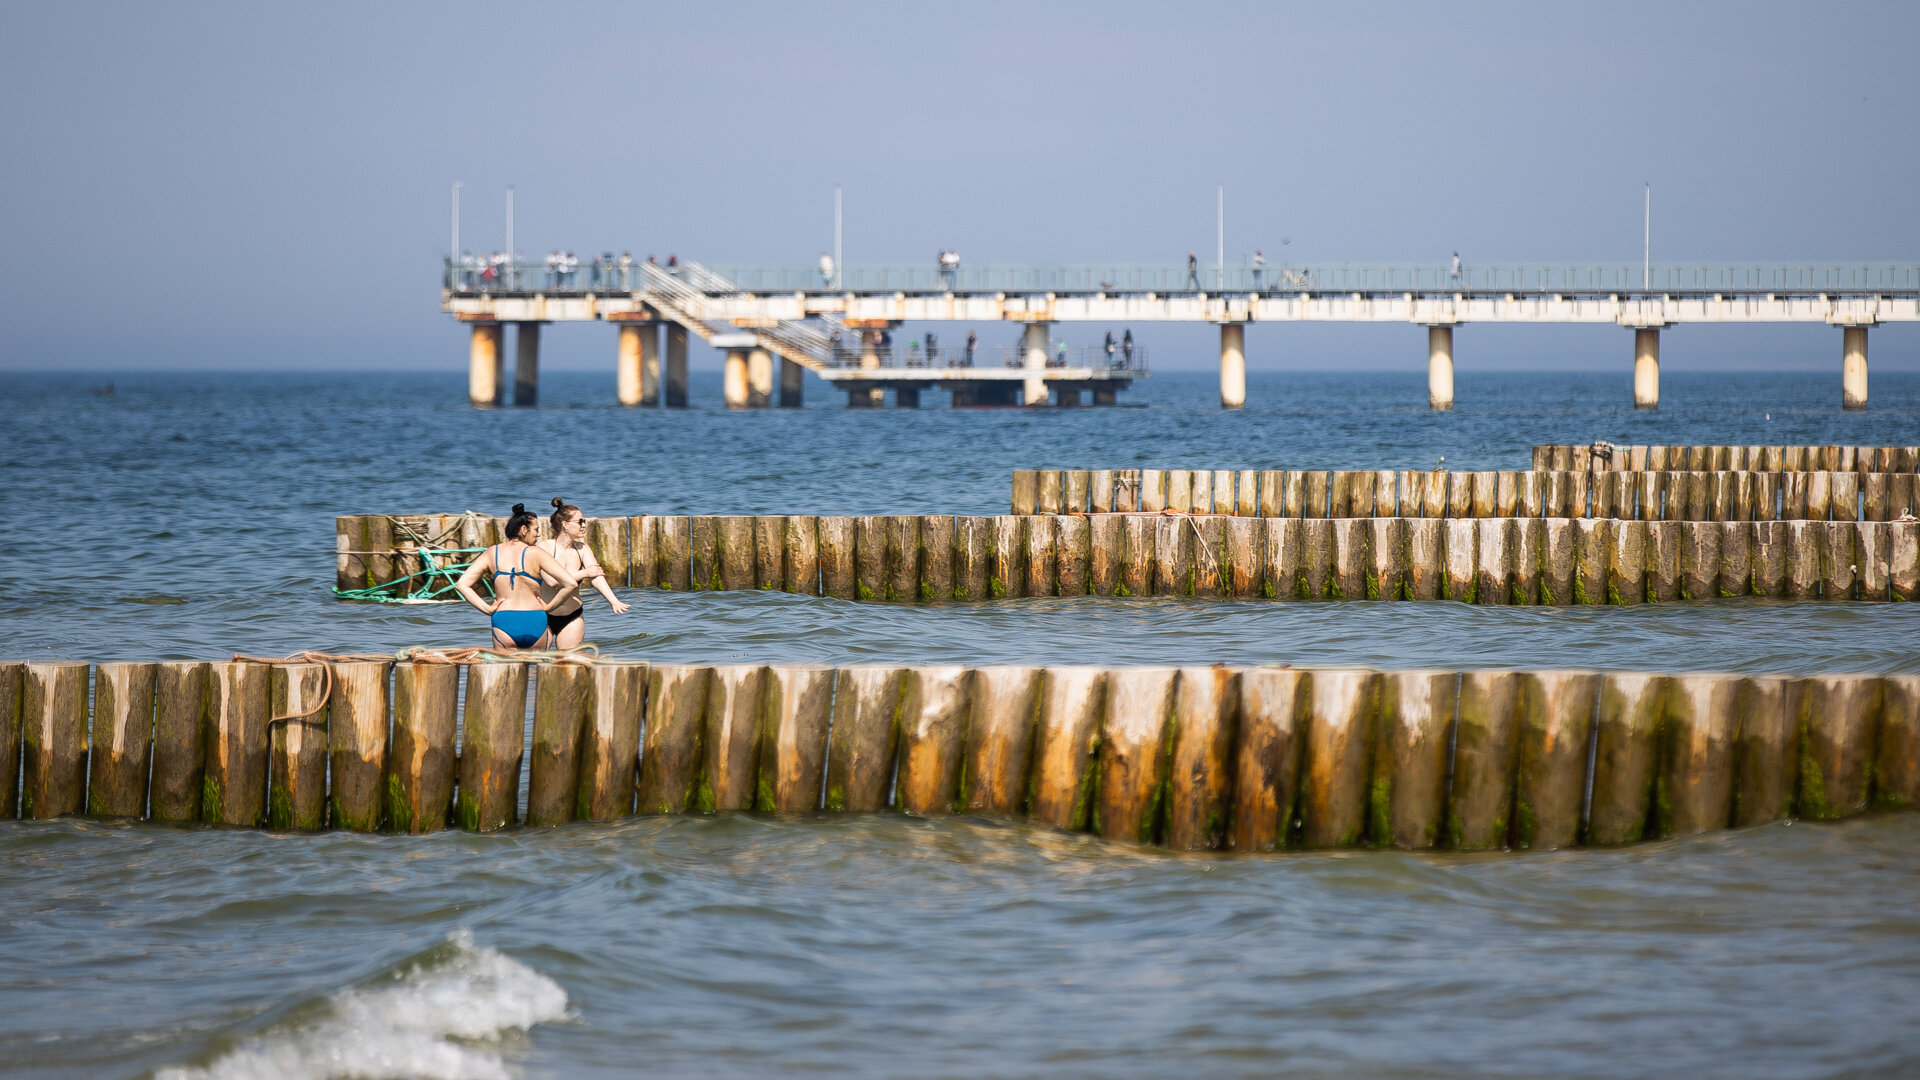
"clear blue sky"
3,1,1915,372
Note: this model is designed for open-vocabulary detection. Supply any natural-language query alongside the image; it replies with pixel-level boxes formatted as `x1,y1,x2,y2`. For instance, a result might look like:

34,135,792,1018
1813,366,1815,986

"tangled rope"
233,644,601,727
336,511,492,604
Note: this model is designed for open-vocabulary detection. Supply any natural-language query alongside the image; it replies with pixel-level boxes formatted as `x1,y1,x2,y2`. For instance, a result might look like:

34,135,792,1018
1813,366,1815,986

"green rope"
335,545,487,604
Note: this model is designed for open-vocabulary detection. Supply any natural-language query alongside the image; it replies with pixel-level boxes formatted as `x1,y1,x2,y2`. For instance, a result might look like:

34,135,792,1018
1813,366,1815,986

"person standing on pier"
454,504,583,651
965,330,976,367
537,497,629,649
1105,330,1116,364
819,252,834,286
1252,250,1266,290
1122,329,1134,364
1450,251,1462,283
1186,251,1199,289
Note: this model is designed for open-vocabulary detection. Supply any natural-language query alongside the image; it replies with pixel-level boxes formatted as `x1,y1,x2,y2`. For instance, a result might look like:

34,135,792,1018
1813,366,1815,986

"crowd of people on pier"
452,251,672,292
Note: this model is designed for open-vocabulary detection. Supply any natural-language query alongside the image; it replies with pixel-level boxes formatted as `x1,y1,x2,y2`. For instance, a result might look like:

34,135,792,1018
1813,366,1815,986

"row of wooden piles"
1010,467,1920,522
342,512,1919,603
2,660,1914,850
1533,443,1920,474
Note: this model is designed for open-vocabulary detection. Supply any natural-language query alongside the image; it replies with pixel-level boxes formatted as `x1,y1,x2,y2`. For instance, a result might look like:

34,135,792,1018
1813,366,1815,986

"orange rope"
231,645,600,726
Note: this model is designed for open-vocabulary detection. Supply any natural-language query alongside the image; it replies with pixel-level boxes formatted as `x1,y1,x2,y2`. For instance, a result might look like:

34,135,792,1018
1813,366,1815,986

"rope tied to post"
233,645,603,726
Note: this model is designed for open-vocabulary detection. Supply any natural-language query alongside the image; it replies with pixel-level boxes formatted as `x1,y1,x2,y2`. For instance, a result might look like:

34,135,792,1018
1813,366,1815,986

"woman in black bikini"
537,497,630,649
454,504,583,651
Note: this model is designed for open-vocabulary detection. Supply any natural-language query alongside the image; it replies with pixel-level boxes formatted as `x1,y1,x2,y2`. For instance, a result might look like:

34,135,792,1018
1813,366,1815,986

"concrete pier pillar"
747,347,774,407
664,324,689,407
896,386,921,408
850,330,885,407
467,322,503,407
1427,325,1454,411
616,323,652,406
1022,322,1049,406
513,322,540,406
1093,387,1117,405
779,357,804,407
1219,323,1246,409
1842,326,1868,410
723,349,751,409
1634,328,1660,410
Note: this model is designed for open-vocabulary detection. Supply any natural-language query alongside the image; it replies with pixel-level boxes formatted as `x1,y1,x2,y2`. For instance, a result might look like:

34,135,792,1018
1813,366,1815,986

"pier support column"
896,386,921,408
723,349,751,409
616,323,653,406
1219,323,1246,409
1634,328,1660,410
1427,325,1454,411
664,324,689,407
641,323,660,404
779,357,804,407
1093,387,1117,405
747,347,774,407
1842,326,1869,410
849,330,885,407
467,323,503,407
513,322,540,407
1022,322,1049,406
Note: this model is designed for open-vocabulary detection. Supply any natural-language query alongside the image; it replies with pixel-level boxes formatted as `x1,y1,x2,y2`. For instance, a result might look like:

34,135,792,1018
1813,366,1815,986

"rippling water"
5,368,1920,1077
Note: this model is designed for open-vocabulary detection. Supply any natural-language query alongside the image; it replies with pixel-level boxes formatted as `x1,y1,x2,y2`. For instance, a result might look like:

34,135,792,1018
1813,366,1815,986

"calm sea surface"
3,368,1919,1078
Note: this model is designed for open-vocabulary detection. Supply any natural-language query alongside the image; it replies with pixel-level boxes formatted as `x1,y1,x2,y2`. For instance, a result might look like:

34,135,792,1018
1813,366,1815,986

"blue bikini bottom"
491,608,549,648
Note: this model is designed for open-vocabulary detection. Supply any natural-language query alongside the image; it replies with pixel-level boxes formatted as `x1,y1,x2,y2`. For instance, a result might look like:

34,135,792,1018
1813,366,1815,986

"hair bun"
511,503,526,515
552,497,566,509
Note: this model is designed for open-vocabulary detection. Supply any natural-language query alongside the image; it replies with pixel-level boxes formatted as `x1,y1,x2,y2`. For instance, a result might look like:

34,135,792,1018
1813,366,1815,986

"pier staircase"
640,262,847,372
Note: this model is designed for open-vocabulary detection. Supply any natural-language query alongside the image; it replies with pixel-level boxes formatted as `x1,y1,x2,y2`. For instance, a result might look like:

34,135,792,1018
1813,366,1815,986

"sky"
2,0,1916,373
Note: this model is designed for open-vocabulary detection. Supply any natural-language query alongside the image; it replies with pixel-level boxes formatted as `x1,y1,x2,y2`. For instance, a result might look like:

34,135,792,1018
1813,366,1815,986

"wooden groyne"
1008,468,1919,522
1532,443,1920,473
339,513,1920,603
2,659,1913,851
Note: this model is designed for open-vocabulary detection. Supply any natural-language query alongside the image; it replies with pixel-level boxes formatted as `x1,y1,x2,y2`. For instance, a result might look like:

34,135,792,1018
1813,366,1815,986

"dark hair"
550,496,582,532
505,503,538,542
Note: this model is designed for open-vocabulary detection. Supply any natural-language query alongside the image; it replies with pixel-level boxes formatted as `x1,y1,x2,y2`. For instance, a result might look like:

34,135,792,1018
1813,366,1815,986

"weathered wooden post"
1165,667,1239,851
752,516,785,591
887,515,922,601
1444,519,1476,602
1448,472,1474,519
1011,469,1039,515
1091,469,1116,514
823,666,903,812
1065,470,1092,515
457,661,528,831
1752,520,1789,597
920,515,955,601
1305,471,1331,518
1167,469,1193,513
783,515,820,595
327,660,390,831
21,662,90,819
817,516,856,599
150,662,210,822
1023,515,1057,597
1785,520,1821,599
954,516,992,600
1819,521,1857,600
718,516,757,591
265,663,327,830
895,666,972,814
1892,521,1920,601
1037,470,1064,515
1645,521,1681,601
1121,515,1154,597
757,665,834,812
1540,518,1575,605
203,661,270,827
1226,517,1266,597
1297,669,1378,848
960,666,1043,815
700,665,769,812
0,663,20,819
854,516,886,601
1449,671,1519,850
1588,673,1667,845
91,662,157,820
1406,518,1444,600
1797,674,1881,820
1469,472,1497,518
653,516,691,591
1367,517,1405,600
1716,522,1753,596
1678,520,1720,600
387,661,458,833
1474,518,1511,605
1495,471,1520,517
586,517,630,588
629,516,658,589
1229,667,1307,850
1302,518,1335,599
1370,670,1455,849
991,515,1026,598
1731,674,1800,827
1094,667,1176,844
1028,667,1108,831
1056,516,1091,596
1139,469,1168,513
1609,519,1647,604
1511,670,1598,849
1856,521,1890,601
1154,515,1193,596
1330,518,1369,600
1876,675,1920,810
689,516,722,591
1652,673,1739,837
1191,516,1226,597
525,663,591,827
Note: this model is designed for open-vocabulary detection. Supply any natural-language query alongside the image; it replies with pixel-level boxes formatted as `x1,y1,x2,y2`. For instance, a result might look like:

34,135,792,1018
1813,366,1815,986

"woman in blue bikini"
454,503,583,650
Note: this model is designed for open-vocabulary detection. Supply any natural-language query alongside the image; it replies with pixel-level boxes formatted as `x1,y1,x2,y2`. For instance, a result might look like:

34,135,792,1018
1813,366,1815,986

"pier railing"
444,259,1920,298
815,340,1148,372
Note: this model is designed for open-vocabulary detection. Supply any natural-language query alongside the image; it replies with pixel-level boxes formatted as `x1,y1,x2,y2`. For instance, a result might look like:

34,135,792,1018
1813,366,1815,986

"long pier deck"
442,260,1919,410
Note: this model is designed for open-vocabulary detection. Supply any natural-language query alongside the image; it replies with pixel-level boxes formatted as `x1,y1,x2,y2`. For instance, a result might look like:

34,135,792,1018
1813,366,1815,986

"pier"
443,260,1920,410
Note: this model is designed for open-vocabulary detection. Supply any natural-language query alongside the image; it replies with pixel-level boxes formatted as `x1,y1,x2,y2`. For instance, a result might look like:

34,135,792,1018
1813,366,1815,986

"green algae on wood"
266,662,327,830
1028,667,1107,832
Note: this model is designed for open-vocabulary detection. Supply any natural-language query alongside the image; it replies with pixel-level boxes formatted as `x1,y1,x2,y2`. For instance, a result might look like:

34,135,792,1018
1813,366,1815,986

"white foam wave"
154,930,568,1080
